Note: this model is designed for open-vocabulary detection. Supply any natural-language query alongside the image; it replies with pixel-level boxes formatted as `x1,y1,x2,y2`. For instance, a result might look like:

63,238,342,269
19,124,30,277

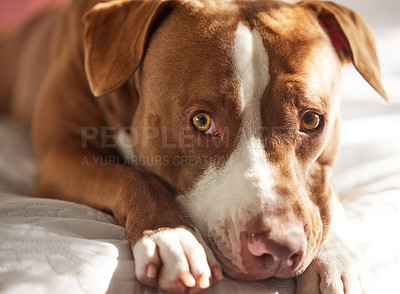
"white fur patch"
234,22,269,110
116,129,136,165
176,22,272,270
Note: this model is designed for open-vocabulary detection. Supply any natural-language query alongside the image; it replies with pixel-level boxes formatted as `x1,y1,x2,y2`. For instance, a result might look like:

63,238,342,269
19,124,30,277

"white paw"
133,227,223,293
296,236,366,294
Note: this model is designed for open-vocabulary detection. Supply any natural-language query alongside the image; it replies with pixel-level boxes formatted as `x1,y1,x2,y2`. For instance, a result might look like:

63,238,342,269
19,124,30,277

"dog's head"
83,0,387,280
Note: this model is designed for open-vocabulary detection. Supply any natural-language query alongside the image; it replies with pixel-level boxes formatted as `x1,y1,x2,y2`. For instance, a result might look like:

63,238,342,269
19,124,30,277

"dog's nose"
247,226,306,272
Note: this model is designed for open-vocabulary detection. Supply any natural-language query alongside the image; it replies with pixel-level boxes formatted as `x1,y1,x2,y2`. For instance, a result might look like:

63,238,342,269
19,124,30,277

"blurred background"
0,0,68,30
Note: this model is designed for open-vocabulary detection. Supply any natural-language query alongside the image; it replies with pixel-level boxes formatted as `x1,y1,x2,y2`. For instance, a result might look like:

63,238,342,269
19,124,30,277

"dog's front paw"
133,227,223,293
296,237,365,294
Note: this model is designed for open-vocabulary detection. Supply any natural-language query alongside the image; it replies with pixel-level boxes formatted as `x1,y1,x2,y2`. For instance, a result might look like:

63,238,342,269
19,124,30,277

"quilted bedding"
0,0,399,293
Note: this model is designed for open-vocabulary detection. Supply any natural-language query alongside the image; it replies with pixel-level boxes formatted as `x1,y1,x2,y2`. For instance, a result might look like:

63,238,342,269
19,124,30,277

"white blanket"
1,4,399,294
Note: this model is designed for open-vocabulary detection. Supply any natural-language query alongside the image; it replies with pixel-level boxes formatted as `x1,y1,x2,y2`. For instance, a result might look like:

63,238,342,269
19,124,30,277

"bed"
0,0,399,293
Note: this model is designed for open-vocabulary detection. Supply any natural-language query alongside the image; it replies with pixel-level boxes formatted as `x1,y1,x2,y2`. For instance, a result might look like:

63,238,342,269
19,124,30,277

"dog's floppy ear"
83,0,175,97
300,1,388,101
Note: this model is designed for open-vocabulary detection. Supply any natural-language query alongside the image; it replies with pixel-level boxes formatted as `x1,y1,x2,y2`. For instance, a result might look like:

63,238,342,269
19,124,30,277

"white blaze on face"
176,22,274,270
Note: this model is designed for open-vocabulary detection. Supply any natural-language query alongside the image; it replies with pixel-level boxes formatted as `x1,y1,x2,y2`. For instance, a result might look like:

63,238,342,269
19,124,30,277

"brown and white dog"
0,0,388,293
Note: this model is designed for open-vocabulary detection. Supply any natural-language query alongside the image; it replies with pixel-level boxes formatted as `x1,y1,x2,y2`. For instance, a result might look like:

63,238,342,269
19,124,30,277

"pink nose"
247,227,306,272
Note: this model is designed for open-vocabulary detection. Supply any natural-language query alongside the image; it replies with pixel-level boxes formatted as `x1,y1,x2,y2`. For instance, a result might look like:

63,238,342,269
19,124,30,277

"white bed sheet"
1,2,400,293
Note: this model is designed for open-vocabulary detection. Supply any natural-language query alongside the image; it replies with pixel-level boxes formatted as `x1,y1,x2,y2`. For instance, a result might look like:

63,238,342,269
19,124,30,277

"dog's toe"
318,266,362,294
133,227,221,293
133,237,160,286
296,239,364,294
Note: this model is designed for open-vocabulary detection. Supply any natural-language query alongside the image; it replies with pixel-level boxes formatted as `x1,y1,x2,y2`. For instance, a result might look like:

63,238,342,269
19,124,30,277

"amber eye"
301,111,321,132
192,113,212,132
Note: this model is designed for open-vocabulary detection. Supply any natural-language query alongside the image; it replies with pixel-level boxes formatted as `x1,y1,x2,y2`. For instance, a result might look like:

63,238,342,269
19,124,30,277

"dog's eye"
192,113,215,134
301,111,320,132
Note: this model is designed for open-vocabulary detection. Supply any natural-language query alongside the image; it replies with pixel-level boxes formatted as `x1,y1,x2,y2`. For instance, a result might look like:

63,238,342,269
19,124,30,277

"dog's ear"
300,1,388,101
83,0,175,97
